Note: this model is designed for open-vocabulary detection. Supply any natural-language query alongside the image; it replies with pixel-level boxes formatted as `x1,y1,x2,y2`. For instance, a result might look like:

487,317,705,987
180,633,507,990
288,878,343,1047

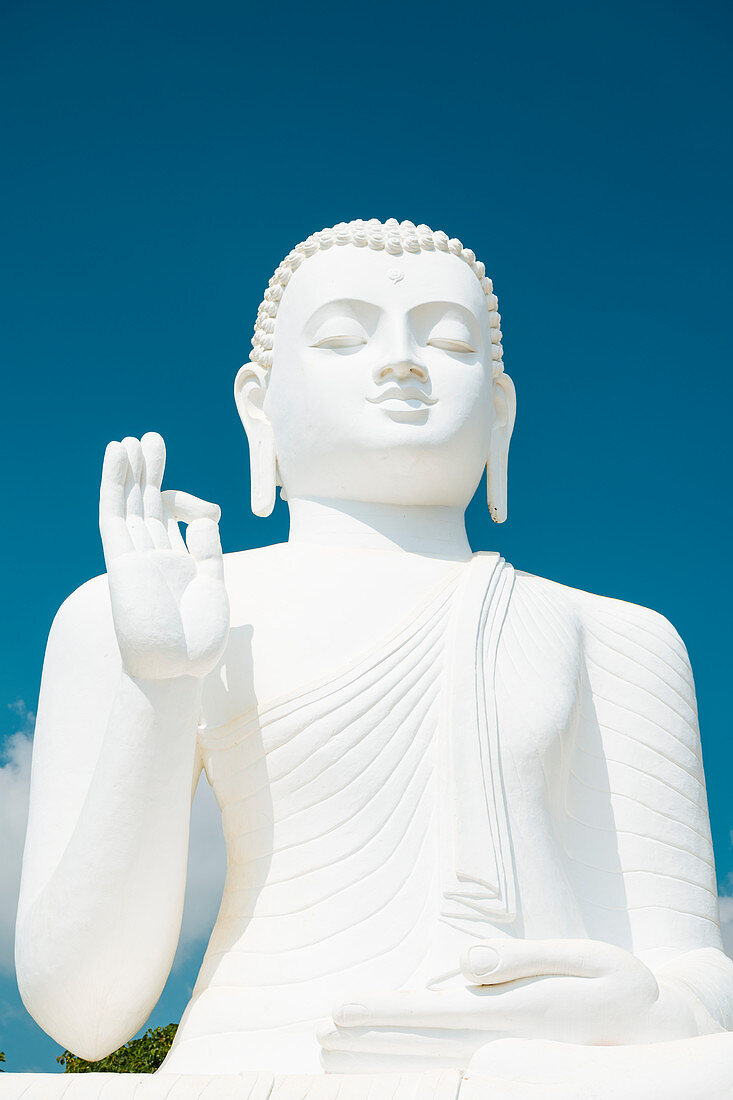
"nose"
376,358,428,383
373,328,429,385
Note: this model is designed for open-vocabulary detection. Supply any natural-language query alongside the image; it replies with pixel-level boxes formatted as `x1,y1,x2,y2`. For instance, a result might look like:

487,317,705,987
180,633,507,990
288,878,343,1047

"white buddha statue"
13,220,733,1098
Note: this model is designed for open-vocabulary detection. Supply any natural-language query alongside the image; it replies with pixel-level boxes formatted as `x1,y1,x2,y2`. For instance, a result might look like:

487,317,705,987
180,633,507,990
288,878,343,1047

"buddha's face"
242,245,512,509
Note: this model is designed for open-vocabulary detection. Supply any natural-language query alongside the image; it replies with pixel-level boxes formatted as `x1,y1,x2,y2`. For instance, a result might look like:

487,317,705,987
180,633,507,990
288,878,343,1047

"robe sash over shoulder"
440,552,517,925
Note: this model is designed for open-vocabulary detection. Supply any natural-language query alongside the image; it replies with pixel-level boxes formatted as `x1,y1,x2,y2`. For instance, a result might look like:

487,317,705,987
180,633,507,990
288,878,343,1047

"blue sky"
1,0,731,1072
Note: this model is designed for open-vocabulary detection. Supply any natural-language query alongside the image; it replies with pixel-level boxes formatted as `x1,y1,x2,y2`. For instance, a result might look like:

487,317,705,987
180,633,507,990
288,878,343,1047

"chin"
355,409,488,454
288,450,485,509
277,411,489,507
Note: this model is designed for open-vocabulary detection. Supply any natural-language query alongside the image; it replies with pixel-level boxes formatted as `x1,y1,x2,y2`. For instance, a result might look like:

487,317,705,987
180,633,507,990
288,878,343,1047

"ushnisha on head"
250,219,505,380
235,218,516,524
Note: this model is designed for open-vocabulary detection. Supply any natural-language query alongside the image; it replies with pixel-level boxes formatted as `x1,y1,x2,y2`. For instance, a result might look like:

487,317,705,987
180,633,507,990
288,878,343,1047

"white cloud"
7,701,36,731
0,703,35,974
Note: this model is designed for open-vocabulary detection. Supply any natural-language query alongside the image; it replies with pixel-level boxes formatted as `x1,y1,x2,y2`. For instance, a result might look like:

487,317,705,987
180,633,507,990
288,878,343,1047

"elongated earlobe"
234,364,277,518
487,373,516,524
251,433,277,517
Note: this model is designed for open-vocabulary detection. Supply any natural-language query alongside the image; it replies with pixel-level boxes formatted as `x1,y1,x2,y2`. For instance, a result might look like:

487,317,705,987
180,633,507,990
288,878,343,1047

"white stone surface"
0,1071,460,1099
10,220,733,1095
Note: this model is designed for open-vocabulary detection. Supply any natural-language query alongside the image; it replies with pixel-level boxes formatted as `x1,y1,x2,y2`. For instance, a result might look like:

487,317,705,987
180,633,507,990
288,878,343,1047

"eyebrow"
306,298,374,317
307,298,476,317
410,300,474,315
303,300,375,337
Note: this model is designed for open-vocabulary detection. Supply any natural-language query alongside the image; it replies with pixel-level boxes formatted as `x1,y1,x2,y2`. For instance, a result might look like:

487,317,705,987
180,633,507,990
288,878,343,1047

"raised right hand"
99,432,230,680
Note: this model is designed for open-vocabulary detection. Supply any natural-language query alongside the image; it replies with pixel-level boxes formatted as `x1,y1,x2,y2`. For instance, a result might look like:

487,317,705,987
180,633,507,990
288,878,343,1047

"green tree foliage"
57,1024,177,1073
0,1050,5,1070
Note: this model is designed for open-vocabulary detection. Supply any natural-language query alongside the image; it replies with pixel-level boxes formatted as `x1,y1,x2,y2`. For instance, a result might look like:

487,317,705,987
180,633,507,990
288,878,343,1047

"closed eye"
427,336,476,354
311,334,367,350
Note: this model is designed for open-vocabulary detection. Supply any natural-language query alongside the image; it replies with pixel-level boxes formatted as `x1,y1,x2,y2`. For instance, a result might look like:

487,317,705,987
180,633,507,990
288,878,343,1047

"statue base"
5,1032,733,1099
0,1070,461,1099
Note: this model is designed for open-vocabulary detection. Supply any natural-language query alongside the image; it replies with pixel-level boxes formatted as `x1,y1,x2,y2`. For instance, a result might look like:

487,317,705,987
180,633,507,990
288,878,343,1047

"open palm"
99,432,230,680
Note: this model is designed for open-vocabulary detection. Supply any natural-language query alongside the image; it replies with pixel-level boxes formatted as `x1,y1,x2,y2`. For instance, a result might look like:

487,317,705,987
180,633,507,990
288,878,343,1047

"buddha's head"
235,219,516,521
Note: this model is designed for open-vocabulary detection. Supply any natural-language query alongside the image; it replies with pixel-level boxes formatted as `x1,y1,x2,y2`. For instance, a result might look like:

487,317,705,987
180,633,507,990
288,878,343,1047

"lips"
367,387,437,407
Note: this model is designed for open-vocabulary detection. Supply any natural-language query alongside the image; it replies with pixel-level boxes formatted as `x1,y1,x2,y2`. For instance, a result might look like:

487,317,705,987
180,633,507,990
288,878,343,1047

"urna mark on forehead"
250,219,505,379
278,246,488,328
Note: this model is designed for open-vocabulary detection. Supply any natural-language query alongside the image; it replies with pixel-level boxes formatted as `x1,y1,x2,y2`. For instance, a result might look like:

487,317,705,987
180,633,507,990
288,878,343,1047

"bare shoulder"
222,542,289,579
49,544,290,645
49,574,116,655
35,578,122,729
221,543,289,623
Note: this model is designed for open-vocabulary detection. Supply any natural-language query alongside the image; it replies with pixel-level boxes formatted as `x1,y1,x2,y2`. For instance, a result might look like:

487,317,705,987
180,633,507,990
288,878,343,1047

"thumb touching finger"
162,489,221,524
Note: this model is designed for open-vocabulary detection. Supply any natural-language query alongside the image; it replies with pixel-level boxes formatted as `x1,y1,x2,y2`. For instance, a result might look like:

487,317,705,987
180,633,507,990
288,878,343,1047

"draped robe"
162,554,726,1075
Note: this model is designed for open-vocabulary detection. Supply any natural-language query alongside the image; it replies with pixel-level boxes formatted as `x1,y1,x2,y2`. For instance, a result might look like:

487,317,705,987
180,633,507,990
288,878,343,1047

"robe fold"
160,560,727,1075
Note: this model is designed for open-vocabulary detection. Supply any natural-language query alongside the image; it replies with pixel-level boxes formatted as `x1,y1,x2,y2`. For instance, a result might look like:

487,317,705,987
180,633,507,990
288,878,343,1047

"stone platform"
0,1071,462,1100
5,1033,733,1100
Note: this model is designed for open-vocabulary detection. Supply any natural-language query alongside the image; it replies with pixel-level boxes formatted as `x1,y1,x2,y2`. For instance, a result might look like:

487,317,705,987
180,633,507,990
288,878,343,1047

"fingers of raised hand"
141,431,166,490
185,518,224,581
122,437,154,550
161,490,221,524
140,432,169,548
100,434,173,564
161,489,220,553
99,435,224,572
100,441,133,565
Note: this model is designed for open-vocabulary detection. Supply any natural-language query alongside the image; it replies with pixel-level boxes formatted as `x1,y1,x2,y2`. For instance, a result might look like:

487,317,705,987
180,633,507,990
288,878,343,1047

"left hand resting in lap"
318,938,714,1072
